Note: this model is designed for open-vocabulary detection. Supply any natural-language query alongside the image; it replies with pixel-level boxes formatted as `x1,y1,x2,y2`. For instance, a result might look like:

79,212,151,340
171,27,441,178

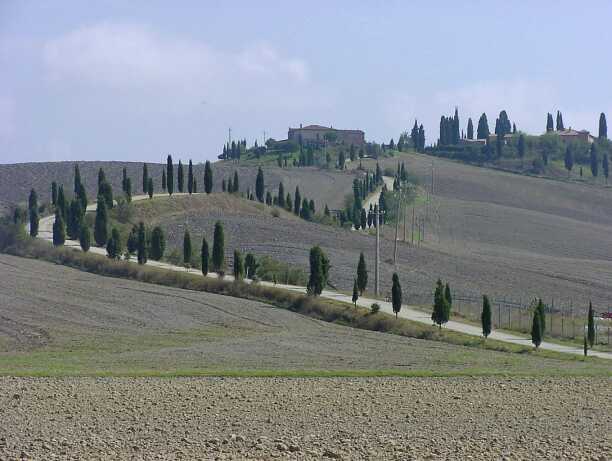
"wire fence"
408,290,612,346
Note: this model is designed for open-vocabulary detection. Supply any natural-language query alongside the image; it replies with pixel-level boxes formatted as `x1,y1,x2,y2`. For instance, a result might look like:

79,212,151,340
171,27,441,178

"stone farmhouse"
288,124,365,147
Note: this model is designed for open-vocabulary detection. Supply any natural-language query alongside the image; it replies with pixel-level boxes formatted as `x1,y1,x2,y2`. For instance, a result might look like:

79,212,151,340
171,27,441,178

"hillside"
0,161,356,213
3,254,604,376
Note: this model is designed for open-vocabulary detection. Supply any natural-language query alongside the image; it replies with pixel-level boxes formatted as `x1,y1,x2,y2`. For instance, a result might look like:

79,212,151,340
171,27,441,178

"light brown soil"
0,376,609,460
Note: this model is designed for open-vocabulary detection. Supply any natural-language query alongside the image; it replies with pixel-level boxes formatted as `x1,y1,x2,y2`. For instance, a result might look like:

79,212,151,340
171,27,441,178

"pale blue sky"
1,1,611,163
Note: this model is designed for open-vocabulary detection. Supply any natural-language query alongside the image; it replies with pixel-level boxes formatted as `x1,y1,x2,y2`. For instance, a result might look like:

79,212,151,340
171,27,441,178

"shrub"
370,303,380,314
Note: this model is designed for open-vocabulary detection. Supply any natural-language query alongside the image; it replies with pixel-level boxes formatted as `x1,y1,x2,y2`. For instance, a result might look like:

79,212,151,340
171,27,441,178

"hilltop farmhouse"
288,124,365,147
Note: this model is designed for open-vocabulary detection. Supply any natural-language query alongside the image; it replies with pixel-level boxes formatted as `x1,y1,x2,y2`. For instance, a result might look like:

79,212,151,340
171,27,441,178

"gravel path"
0,377,610,460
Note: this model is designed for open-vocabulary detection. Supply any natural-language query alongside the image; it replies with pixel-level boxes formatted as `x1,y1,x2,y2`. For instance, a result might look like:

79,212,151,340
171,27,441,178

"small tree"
244,253,258,279
212,221,225,274
531,310,542,349
137,222,147,264
204,160,213,194
183,230,192,266
233,249,244,280
147,177,154,198
150,226,165,261
432,279,449,328
187,160,194,194
233,170,239,193
481,295,492,339
52,210,66,246
79,224,91,252
356,252,368,295
391,273,402,318
300,198,311,220
142,163,148,194
294,187,301,215
587,301,595,347
166,155,174,195
255,167,265,202
307,245,329,296
94,198,108,246
352,279,359,307
201,236,209,275
106,227,122,259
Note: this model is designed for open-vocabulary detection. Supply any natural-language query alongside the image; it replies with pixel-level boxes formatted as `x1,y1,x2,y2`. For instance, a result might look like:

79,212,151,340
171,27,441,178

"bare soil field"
0,161,355,212
2,254,610,376
0,376,609,460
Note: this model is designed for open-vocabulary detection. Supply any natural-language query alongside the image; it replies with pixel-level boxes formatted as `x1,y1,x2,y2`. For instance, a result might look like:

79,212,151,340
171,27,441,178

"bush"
370,303,380,314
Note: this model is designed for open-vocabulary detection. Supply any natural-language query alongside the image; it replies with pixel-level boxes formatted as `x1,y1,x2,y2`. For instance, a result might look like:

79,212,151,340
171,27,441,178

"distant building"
459,138,486,146
487,133,516,145
288,124,365,147
556,128,595,144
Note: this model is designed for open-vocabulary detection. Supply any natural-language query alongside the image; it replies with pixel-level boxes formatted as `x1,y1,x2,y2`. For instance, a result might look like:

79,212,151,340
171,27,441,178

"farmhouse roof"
290,124,364,133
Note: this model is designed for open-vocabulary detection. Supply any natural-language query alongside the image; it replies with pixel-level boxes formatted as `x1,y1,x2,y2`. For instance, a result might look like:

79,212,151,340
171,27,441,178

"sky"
1,1,612,164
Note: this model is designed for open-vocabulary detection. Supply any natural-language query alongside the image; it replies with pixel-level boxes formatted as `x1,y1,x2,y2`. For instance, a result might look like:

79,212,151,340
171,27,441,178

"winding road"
36,191,612,360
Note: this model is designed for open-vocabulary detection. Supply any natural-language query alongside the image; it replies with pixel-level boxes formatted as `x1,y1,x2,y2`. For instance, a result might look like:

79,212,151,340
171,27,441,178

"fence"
408,290,612,346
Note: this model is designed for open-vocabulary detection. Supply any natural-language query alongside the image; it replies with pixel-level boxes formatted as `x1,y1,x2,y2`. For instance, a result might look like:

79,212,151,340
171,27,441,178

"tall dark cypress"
212,221,225,273
453,107,460,144
255,167,265,202
183,230,192,266
556,110,564,131
587,301,595,347
177,160,184,193
233,249,244,280
201,236,209,275
391,273,402,318
204,161,213,194
52,209,66,246
546,113,554,132
599,113,607,139
94,197,108,246
294,186,301,215
74,164,82,195
356,252,367,295
150,226,165,261
142,163,148,194
188,160,194,194
166,155,174,195
137,222,147,264
481,295,492,339
590,143,599,177
28,189,39,237
531,310,542,349
278,182,285,207
233,171,239,193
51,181,58,206
467,118,474,140
477,113,490,139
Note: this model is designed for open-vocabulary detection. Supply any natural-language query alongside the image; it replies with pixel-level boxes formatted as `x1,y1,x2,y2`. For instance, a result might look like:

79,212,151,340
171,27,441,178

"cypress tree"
476,113,490,139
125,177,132,202
564,146,574,177
137,222,147,264
546,113,554,132
76,182,88,212
201,236,209,275
183,230,192,266
294,187,301,215
233,249,244,280
603,153,609,184
150,226,165,261
324,204,330,217
51,181,58,206
360,208,367,230
481,295,492,339
166,155,174,195
221,178,226,192
212,221,225,274
352,279,359,307
162,169,167,191
28,189,38,212
531,310,542,349
587,301,595,347
536,298,546,335
432,279,448,328
98,168,106,194
74,164,82,195
106,227,122,259
99,181,114,209
245,253,258,278
584,334,588,357
391,273,402,318
177,160,184,193
444,283,452,317
29,207,39,237
148,177,154,198
556,110,564,131
227,178,233,194
57,185,67,222
255,167,265,202
204,160,213,194
122,167,128,193
52,209,66,246
286,193,292,212
79,224,91,252
300,198,311,220
142,163,148,194
278,182,285,207
94,197,108,246
233,170,239,193
307,245,329,296
127,225,138,254
188,160,194,194
599,112,607,139
265,191,272,206
590,143,599,177
67,199,83,240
